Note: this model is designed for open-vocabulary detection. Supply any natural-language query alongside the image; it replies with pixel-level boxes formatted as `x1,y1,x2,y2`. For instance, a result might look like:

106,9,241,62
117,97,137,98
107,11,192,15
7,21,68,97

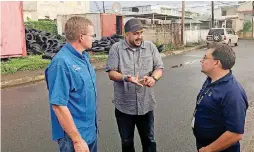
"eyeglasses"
81,33,96,38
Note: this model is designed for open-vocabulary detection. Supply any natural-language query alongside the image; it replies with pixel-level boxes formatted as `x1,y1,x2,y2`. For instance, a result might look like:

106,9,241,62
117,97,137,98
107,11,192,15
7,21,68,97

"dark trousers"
115,108,157,152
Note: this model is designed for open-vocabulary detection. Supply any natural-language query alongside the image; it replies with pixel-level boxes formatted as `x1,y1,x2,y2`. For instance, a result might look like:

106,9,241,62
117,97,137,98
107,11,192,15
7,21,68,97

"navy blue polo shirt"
194,72,248,151
45,43,97,144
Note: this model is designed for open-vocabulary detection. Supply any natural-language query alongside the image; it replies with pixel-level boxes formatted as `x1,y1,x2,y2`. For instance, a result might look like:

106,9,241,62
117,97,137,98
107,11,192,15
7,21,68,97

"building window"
60,1,64,3
222,11,226,16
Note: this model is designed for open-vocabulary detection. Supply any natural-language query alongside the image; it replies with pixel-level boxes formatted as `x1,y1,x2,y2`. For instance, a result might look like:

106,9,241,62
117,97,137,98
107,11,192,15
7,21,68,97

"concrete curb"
1,44,206,89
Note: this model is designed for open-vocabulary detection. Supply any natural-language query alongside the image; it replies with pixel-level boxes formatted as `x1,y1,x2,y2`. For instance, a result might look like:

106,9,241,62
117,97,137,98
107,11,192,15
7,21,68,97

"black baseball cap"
124,19,144,33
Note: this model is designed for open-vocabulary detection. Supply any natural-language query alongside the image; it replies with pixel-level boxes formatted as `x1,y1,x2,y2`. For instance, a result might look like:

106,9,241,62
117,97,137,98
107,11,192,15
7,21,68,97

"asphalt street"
2,40,254,152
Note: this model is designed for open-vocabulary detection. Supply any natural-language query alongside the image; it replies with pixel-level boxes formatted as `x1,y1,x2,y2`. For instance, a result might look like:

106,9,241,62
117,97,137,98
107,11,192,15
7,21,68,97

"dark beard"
130,39,142,48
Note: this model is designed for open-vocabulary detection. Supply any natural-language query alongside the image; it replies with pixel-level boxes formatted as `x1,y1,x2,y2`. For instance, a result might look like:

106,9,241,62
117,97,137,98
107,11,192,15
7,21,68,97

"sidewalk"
1,44,206,89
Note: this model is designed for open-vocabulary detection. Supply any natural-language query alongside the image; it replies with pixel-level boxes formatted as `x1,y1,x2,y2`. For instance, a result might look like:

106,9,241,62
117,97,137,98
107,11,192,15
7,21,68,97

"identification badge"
191,117,195,129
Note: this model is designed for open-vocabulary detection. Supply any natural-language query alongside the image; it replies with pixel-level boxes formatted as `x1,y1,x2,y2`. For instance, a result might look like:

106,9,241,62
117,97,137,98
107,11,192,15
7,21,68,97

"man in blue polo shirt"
192,43,248,152
45,16,97,152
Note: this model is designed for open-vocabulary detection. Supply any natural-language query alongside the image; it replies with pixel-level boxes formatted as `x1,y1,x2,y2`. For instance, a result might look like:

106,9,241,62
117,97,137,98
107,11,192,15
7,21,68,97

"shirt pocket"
141,55,153,71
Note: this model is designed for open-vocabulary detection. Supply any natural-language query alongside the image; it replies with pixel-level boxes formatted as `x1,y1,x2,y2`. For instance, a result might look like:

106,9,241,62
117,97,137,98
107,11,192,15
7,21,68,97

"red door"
100,14,116,37
1,1,26,58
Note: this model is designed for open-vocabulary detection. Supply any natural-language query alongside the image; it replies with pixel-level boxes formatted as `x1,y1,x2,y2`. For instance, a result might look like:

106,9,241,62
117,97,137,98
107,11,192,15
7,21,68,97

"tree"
243,20,252,32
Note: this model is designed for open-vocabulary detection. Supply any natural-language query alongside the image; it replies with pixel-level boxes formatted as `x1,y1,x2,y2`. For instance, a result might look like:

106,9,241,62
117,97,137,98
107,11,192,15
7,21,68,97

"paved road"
2,40,254,152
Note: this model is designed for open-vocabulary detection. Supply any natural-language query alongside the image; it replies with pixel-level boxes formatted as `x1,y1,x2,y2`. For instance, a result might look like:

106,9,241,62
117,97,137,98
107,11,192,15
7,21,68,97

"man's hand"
126,73,143,87
73,139,90,152
199,146,212,152
143,76,156,87
198,131,243,152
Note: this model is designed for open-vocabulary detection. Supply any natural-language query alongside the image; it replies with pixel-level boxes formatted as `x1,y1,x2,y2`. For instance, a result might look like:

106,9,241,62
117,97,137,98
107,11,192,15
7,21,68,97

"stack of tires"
89,34,124,53
35,32,164,60
90,34,165,53
25,28,66,59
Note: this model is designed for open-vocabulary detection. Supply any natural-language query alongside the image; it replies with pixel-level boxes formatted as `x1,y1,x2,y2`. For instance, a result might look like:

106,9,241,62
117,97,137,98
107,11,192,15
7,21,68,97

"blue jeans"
115,108,157,152
57,132,97,152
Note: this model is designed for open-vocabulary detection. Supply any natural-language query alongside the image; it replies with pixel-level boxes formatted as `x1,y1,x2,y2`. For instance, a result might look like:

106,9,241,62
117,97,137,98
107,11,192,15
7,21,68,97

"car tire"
92,47,105,52
26,33,34,41
42,53,56,60
212,33,222,42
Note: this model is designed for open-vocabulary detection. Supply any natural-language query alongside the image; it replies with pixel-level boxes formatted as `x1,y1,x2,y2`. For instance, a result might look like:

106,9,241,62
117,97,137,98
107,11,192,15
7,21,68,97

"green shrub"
25,18,58,35
243,21,252,32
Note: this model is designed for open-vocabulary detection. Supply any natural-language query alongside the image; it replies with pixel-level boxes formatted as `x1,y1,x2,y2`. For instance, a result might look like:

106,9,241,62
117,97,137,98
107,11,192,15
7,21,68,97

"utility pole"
212,1,214,28
181,1,185,45
252,1,254,39
102,1,105,13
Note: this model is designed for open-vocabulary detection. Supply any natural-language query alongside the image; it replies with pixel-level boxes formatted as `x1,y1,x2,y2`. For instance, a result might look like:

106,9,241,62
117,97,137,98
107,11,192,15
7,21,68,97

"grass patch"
90,53,108,62
1,55,50,75
185,42,203,48
1,41,204,75
1,53,109,75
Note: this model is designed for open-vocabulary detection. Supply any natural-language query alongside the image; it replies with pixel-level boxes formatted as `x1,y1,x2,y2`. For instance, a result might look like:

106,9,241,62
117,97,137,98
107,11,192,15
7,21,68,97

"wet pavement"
2,40,254,152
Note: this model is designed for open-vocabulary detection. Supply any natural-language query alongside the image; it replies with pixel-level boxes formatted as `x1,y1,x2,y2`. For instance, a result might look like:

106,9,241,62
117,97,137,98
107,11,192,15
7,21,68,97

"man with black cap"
105,18,164,152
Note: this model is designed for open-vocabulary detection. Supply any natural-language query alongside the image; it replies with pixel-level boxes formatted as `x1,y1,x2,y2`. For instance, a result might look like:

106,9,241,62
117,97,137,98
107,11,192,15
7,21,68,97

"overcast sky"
90,1,239,15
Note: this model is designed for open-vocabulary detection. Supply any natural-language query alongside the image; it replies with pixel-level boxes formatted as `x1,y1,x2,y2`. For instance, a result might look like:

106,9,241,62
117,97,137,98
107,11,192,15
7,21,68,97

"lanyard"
193,86,212,117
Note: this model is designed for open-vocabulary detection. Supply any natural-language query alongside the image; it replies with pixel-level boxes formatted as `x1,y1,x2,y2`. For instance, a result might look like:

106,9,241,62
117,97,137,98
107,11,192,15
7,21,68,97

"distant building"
179,11,200,18
214,1,253,32
23,1,90,21
121,5,193,26
122,5,181,17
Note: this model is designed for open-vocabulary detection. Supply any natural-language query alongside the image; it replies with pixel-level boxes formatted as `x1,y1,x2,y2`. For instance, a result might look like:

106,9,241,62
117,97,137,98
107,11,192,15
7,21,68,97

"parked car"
206,28,238,47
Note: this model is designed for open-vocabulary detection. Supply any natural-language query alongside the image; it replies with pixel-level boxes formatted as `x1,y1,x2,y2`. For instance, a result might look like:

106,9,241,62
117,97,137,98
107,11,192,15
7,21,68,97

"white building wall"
23,12,38,21
23,1,38,21
214,8,222,20
238,1,253,12
184,29,209,44
23,1,90,21
57,13,101,38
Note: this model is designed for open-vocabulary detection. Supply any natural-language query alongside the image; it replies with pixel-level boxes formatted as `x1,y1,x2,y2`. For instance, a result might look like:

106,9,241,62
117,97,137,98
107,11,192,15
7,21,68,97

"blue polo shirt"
194,72,248,151
45,43,97,144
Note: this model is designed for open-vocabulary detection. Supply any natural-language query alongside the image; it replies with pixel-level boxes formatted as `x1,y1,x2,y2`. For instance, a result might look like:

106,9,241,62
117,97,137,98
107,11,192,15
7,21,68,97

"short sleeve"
105,44,119,72
45,65,71,106
151,43,164,70
222,89,248,134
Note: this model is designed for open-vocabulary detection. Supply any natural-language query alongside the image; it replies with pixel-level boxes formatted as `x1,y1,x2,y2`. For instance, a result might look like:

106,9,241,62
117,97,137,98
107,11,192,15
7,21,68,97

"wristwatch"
122,75,128,82
151,76,158,82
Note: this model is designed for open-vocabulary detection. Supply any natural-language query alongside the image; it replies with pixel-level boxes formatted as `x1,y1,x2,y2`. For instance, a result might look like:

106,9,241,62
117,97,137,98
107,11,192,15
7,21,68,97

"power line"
212,1,214,28
94,1,102,13
181,1,185,45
